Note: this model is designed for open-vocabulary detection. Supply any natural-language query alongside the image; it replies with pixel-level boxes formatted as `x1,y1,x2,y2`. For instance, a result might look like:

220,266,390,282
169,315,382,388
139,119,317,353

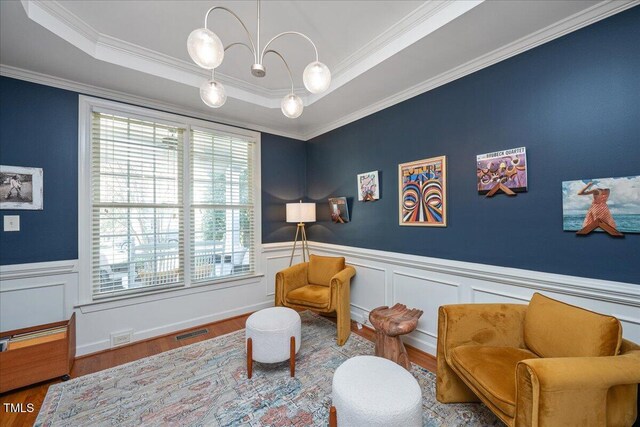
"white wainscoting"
0,244,294,356
308,241,640,356
2,242,638,358
0,260,78,331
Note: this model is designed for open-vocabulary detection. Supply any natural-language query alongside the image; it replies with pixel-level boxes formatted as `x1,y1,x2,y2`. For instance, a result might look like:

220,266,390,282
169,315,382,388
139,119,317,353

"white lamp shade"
286,202,316,223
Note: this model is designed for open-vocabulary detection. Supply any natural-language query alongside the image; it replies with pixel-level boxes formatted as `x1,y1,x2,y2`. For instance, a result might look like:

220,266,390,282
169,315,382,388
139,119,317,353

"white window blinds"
87,103,259,301
190,128,255,282
91,112,184,298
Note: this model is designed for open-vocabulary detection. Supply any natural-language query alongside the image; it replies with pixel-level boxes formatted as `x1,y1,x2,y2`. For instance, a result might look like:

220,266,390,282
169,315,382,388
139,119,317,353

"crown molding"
0,64,306,140
303,0,640,140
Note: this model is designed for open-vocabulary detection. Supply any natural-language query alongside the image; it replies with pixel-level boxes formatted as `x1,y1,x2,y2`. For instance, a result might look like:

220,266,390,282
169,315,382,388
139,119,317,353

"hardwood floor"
0,311,436,427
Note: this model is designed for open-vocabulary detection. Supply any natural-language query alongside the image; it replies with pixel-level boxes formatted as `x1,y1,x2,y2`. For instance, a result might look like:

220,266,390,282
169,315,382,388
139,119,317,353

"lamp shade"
286,202,316,223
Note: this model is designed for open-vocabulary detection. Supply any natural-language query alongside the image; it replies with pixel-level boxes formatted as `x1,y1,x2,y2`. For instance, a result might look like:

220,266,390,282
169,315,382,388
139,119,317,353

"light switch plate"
4,215,20,232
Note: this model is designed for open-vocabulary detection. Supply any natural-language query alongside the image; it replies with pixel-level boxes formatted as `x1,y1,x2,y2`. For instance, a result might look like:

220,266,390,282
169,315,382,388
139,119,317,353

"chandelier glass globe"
200,79,227,108
303,61,331,94
281,93,303,118
187,28,224,69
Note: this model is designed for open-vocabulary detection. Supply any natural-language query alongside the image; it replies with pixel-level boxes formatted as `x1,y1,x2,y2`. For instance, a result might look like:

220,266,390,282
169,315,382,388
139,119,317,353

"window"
190,128,255,283
80,97,260,301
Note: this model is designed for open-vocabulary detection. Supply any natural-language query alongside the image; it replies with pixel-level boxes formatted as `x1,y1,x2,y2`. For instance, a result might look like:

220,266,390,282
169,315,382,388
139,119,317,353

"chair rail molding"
304,241,640,355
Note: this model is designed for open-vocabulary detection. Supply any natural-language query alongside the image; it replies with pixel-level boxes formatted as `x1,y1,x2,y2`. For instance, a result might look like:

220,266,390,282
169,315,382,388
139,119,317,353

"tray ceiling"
1,0,637,140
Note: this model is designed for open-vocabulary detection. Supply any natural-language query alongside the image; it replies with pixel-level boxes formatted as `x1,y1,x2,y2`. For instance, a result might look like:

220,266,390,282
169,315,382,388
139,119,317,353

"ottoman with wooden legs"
245,307,301,378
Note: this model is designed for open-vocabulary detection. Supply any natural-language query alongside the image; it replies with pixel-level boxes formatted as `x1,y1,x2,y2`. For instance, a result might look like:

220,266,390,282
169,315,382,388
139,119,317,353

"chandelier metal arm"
259,31,319,65
264,49,295,93
224,42,254,57
204,6,257,62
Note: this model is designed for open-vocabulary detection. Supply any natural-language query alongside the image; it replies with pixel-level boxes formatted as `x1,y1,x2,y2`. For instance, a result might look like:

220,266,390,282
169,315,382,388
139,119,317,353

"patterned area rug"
36,311,500,426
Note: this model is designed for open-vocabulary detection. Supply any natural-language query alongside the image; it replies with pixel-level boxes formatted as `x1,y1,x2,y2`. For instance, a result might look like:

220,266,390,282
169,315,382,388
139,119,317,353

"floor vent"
176,329,209,341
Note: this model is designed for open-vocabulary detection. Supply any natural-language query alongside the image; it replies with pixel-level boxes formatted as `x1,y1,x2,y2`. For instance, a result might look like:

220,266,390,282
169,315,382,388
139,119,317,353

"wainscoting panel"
1,244,293,356
309,241,640,355
0,260,77,331
2,242,638,357
349,262,386,316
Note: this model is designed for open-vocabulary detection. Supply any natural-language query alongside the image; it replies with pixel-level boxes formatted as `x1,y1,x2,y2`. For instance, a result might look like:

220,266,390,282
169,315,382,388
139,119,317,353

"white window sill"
76,273,264,313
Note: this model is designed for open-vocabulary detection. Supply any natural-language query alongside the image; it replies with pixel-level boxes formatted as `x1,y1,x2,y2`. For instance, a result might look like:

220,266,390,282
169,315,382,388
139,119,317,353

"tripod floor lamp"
286,201,316,266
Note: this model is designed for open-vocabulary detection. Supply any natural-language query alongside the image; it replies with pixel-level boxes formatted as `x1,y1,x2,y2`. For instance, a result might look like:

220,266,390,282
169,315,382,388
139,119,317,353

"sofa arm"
436,303,528,404
274,262,309,306
515,350,640,427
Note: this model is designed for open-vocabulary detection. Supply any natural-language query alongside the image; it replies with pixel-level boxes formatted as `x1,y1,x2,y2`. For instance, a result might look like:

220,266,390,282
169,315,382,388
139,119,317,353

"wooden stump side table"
369,304,423,370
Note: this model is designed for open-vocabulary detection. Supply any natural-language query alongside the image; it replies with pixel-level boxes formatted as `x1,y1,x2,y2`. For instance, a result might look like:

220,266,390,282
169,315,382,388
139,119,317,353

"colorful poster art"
476,147,527,195
357,171,380,201
398,156,446,227
562,175,640,233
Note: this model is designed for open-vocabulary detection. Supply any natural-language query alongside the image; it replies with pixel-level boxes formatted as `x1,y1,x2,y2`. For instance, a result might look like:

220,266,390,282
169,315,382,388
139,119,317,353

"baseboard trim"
75,300,273,356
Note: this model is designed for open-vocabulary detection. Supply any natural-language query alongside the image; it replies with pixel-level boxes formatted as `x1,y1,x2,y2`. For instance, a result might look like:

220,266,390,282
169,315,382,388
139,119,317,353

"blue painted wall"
0,77,307,265
261,133,307,243
0,79,78,264
306,7,640,284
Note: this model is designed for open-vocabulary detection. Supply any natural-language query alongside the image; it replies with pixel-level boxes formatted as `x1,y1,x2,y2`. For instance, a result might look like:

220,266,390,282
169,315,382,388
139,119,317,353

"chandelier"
187,0,331,119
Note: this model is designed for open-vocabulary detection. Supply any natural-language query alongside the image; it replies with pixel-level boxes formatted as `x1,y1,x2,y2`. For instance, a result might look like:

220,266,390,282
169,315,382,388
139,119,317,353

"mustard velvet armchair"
275,255,356,346
436,293,640,427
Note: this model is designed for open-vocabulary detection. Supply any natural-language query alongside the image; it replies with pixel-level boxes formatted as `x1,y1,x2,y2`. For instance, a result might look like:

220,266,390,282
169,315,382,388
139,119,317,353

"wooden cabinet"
0,313,75,393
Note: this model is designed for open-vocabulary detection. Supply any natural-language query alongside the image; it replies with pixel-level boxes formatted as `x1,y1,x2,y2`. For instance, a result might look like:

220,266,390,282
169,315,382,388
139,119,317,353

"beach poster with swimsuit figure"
562,175,640,233
477,147,527,195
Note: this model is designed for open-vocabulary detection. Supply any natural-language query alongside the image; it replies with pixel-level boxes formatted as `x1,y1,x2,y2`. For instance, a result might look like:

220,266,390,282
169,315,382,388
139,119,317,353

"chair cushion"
286,284,331,309
308,255,345,287
450,345,539,418
524,293,622,358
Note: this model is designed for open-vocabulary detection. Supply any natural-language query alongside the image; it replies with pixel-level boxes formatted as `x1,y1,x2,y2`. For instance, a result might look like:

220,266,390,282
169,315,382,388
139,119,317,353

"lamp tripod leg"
289,224,300,266
301,224,310,261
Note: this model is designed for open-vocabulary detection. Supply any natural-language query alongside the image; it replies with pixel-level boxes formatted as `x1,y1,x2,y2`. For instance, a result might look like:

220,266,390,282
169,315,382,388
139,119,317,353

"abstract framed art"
357,170,380,201
476,147,527,195
398,156,446,226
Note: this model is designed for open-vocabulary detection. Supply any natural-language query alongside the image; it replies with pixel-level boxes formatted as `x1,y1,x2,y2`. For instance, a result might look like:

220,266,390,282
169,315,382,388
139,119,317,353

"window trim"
78,95,262,305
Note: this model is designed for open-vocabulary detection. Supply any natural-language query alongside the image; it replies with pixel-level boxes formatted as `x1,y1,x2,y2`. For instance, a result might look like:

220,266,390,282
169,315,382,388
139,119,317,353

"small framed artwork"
328,197,350,223
0,165,43,210
357,170,380,201
399,156,446,226
477,147,527,196
562,175,640,234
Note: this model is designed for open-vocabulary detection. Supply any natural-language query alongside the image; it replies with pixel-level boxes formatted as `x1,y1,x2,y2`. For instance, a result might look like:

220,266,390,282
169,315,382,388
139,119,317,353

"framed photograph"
0,165,43,210
357,170,380,201
399,156,446,226
328,197,350,223
562,175,640,233
477,147,527,195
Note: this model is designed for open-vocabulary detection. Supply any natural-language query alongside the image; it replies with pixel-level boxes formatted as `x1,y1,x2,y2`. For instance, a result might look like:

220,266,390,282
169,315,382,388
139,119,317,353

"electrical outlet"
361,312,369,326
110,330,133,347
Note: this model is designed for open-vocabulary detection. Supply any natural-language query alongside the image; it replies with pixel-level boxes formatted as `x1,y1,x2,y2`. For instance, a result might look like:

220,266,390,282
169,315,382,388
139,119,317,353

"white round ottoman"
245,307,301,378
330,355,422,427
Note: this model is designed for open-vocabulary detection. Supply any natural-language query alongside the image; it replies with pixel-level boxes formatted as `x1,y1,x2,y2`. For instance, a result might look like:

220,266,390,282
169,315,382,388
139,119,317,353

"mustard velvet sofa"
275,255,356,346
436,293,640,426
